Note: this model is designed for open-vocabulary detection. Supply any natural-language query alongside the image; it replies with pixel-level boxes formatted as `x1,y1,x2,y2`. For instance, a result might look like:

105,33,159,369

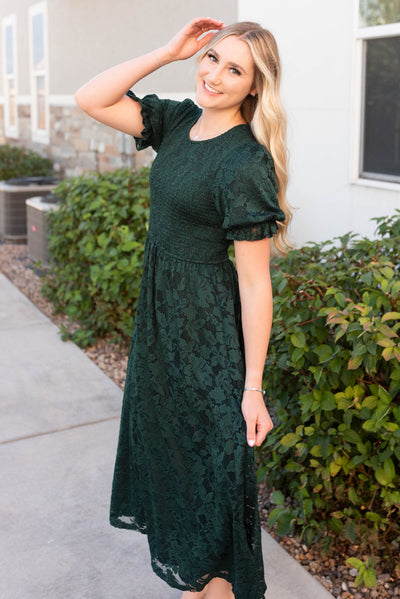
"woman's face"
195,35,256,112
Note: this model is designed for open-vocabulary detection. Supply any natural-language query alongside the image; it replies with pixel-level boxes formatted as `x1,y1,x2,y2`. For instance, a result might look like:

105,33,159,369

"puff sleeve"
215,144,285,241
126,90,182,153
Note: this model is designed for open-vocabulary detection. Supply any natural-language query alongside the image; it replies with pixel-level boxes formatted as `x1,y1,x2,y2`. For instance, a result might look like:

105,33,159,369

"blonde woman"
75,17,291,599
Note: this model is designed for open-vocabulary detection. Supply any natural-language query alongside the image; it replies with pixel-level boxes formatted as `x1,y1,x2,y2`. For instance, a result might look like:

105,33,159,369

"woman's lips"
202,80,223,95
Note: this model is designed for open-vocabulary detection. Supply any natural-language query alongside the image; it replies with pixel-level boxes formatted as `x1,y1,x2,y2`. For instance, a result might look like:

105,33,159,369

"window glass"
359,0,400,27
362,36,400,179
32,12,44,70
5,24,13,74
36,75,46,130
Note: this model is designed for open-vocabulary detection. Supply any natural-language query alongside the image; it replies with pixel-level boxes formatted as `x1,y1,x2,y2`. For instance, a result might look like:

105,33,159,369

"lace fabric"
110,92,285,598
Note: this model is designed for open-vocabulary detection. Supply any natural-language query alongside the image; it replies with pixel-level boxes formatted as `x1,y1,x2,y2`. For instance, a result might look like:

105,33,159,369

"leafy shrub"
257,210,400,578
0,144,53,180
41,167,150,346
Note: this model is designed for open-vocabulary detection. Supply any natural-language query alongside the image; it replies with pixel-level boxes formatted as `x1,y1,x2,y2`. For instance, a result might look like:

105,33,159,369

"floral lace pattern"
110,93,285,598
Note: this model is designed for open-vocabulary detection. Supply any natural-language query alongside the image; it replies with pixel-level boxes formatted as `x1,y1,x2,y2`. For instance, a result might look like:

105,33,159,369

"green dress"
109,91,285,599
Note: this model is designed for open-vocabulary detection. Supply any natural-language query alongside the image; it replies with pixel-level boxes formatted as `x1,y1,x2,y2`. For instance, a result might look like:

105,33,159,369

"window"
29,2,49,143
353,0,400,184
2,15,18,138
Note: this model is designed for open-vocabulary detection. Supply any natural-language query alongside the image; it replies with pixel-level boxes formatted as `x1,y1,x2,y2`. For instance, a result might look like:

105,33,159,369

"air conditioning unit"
0,176,59,240
26,194,60,266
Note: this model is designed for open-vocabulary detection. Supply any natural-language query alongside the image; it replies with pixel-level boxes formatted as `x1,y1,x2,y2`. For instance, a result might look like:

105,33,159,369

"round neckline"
188,114,249,144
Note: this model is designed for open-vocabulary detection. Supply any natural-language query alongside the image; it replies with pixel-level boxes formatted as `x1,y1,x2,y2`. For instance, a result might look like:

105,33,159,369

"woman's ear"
250,89,258,97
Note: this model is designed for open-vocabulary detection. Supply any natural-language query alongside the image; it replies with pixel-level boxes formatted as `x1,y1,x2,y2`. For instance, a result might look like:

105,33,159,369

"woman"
75,17,291,599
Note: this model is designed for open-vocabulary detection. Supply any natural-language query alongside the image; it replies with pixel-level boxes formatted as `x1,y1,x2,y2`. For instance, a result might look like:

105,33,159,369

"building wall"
239,0,400,245
0,1,237,177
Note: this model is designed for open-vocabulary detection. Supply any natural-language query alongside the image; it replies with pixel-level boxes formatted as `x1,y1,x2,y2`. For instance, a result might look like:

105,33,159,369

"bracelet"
244,387,265,395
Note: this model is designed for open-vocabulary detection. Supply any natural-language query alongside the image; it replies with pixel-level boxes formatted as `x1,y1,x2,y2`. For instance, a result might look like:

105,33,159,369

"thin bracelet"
244,387,265,396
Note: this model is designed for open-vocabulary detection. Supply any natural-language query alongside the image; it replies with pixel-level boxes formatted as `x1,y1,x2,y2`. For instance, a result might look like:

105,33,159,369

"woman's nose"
208,64,223,84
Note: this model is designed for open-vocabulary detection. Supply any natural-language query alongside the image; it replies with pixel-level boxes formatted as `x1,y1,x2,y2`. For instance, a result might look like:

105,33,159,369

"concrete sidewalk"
0,272,334,599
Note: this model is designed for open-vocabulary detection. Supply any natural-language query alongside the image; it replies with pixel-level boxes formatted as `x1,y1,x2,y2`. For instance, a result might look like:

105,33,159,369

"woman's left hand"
241,390,274,447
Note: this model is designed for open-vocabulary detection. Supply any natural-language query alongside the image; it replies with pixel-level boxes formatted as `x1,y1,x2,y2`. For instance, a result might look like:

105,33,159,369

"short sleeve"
216,144,285,241
126,90,193,153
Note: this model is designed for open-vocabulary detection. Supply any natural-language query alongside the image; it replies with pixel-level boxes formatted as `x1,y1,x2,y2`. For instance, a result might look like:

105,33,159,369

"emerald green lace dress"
109,91,285,599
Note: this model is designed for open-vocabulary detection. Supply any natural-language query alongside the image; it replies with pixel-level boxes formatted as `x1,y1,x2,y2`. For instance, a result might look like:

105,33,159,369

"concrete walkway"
0,272,334,599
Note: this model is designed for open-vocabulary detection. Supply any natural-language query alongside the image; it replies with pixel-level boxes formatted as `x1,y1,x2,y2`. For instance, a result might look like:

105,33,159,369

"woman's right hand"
161,17,225,63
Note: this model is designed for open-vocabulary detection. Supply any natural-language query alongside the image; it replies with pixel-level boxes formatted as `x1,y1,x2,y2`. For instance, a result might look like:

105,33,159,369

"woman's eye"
230,67,241,76
207,52,217,62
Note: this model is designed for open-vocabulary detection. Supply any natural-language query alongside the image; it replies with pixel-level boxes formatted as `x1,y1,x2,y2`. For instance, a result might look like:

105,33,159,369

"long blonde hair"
200,22,293,254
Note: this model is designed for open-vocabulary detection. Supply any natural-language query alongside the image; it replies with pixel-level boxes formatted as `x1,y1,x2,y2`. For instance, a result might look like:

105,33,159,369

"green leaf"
268,507,283,528
348,487,360,505
310,445,322,457
291,331,306,348
313,344,333,364
346,557,364,570
276,511,293,536
348,355,363,370
375,457,395,486
271,490,285,505
291,347,304,363
328,517,343,533
321,392,336,411
280,433,300,447
329,461,341,476
343,429,362,444
363,569,378,588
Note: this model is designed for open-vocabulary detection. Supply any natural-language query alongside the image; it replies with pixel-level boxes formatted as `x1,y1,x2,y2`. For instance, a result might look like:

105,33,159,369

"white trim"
49,94,81,107
16,95,31,105
49,91,196,107
2,92,196,109
29,1,49,144
357,22,400,39
351,0,400,186
1,14,18,139
351,178,400,192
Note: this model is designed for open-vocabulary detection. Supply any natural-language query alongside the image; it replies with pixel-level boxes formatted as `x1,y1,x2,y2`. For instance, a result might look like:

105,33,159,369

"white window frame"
351,1,400,190
1,14,18,139
28,1,49,144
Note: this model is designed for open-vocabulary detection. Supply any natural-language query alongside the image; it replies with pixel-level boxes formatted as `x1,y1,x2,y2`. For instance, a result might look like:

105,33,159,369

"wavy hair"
200,22,293,254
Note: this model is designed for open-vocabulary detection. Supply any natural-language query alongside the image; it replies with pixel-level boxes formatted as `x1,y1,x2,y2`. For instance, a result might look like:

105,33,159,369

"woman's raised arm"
74,17,224,137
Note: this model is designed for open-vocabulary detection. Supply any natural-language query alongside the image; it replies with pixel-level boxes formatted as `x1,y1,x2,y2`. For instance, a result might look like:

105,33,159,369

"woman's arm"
234,237,274,447
74,17,224,137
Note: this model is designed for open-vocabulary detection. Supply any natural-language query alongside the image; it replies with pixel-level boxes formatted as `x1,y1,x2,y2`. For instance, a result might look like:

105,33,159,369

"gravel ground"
0,241,398,599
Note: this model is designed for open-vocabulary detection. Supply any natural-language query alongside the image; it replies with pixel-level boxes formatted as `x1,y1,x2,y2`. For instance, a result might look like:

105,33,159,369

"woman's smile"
202,80,223,95
196,36,256,111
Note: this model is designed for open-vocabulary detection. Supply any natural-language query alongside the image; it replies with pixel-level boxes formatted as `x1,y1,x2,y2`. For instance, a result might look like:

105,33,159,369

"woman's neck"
194,107,246,139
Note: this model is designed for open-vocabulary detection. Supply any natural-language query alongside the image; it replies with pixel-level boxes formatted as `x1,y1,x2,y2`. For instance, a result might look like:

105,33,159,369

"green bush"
0,144,53,180
258,210,400,579
41,167,150,346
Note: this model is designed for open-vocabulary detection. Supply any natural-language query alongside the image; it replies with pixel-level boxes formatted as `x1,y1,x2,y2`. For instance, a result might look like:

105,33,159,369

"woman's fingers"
164,17,224,62
246,416,257,447
190,17,225,31
242,395,274,447
255,416,273,446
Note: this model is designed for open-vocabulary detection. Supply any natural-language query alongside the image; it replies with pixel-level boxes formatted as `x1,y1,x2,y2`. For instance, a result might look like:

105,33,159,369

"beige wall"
49,0,237,95
0,1,237,177
0,0,237,97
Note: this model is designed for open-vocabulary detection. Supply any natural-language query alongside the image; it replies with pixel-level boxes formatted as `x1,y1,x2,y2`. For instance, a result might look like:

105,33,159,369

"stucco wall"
0,1,237,97
0,1,237,176
239,0,400,245
49,0,237,96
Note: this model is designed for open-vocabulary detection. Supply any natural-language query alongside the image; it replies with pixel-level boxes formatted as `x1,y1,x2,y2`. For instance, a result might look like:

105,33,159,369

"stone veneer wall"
0,102,153,178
